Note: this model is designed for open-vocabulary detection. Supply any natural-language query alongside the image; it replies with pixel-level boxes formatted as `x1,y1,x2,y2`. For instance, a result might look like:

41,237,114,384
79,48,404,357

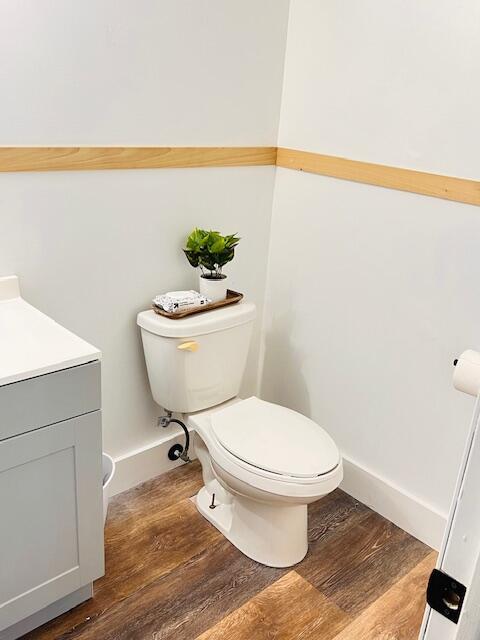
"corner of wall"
254,0,292,396
275,0,293,149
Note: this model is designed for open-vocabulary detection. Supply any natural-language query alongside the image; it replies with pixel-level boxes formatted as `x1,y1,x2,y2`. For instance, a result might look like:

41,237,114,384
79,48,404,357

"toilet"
137,301,343,567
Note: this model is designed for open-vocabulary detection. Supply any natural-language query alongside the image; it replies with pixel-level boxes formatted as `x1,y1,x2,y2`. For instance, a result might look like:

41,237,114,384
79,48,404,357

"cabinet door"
0,411,104,631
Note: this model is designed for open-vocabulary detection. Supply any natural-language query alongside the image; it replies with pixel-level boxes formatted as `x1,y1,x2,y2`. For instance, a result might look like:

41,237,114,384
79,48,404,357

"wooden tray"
152,289,243,319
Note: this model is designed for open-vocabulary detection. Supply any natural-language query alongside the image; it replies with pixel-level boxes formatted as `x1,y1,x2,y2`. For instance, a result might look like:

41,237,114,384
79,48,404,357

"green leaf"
183,249,200,268
209,237,226,253
183,227,240,272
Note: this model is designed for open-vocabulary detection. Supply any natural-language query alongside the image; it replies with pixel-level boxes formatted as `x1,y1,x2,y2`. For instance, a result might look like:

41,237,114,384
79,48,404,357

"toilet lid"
211,397,340,478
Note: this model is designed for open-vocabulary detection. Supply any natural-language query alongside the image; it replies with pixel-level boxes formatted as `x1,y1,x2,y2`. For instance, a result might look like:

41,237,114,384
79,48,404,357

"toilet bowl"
188,397,343,567
137,301,342,567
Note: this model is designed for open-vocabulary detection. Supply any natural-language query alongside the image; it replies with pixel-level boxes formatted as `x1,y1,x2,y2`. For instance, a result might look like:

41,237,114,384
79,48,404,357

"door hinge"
427,568,466,624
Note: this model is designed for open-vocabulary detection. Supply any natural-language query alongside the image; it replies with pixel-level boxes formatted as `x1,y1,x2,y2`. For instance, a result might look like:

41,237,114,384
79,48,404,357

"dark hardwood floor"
23,462,435,640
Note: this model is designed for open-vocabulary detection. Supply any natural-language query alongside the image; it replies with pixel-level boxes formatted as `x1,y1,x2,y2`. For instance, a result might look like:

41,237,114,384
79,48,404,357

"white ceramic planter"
199,274,228,302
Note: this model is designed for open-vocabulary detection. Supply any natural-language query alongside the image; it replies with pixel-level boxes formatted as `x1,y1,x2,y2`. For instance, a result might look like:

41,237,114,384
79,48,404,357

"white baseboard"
341,456,446,550
108,426,196,497
108,434,446,550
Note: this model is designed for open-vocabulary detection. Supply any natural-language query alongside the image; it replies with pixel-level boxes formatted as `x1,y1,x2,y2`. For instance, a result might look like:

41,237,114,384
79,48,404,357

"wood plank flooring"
23,462,435,640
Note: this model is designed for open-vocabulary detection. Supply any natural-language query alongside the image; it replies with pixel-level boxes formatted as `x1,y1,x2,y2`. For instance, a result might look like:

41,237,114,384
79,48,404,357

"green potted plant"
183,228,240,302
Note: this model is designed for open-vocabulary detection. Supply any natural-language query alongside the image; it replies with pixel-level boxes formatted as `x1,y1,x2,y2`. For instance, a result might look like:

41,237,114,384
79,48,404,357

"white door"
420,351,480,639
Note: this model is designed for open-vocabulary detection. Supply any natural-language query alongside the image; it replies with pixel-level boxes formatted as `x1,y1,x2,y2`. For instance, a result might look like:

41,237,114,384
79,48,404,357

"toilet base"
196,480,308,568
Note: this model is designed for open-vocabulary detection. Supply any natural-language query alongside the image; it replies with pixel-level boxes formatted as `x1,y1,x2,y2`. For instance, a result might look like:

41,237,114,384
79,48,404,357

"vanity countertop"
0,276,101,387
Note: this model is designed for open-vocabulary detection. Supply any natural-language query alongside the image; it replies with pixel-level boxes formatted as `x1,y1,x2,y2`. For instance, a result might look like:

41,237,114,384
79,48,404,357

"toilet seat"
211,397,340,479
189,397,343,500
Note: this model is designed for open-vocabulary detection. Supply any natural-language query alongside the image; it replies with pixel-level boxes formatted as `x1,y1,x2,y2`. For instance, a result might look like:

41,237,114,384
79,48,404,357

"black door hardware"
426,568,466,624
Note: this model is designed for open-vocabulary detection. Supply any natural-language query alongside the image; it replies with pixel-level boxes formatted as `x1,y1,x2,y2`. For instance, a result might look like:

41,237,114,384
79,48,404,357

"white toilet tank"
137,302,256,413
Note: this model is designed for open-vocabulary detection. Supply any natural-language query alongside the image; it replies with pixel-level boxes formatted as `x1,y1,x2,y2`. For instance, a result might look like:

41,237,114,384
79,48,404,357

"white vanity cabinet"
0,277,104,639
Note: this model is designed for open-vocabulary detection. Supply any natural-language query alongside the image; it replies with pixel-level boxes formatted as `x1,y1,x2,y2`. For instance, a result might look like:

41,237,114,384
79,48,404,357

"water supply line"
158,411,192,463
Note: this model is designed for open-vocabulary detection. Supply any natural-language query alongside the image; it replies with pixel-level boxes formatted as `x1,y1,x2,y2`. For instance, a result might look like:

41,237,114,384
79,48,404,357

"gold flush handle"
177,341,199,352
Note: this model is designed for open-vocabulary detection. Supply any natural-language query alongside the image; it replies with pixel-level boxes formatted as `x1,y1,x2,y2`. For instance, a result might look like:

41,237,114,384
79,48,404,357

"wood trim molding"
0,145,478,206
0,147,277,172
277,148,480,207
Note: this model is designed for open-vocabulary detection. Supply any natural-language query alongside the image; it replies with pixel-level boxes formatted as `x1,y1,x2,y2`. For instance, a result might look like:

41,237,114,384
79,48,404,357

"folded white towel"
153,290,211,313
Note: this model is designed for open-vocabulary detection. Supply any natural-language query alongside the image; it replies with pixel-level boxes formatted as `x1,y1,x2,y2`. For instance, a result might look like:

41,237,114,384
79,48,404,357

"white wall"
0,0,289,144
278,0,480,178
0,0,290,488
262,0,480,547
0,167,275,460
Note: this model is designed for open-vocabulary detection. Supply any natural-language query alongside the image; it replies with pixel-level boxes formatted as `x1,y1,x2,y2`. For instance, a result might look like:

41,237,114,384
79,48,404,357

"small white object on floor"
153,290,211,314
102,453,115,526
